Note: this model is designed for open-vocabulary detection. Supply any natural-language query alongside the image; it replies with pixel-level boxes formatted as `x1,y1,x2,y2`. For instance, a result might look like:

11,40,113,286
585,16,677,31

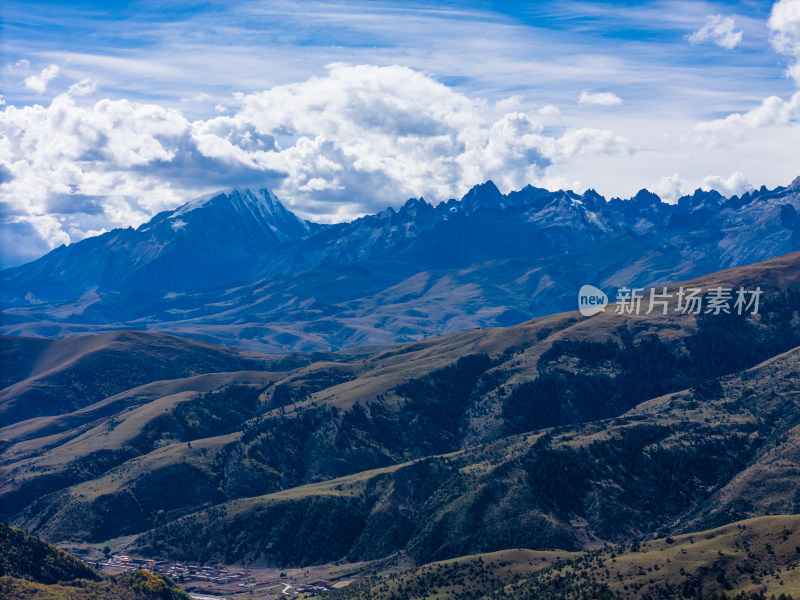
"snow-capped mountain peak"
135,186,310,245
171,187,308,230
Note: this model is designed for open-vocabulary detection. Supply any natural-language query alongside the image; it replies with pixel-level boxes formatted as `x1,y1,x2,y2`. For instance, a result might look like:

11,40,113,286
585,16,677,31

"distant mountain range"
2,177,800,352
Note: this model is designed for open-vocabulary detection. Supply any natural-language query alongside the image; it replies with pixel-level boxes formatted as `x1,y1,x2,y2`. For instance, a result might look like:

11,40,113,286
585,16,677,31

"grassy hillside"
323,548,576,600
0,331,287,425
499,514,800,600
3,252,800,575
0,521,189,600
130,341,800,567
323,515,800,600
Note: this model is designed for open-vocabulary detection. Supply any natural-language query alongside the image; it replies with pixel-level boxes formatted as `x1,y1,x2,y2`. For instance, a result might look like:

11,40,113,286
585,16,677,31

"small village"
104,555,346,598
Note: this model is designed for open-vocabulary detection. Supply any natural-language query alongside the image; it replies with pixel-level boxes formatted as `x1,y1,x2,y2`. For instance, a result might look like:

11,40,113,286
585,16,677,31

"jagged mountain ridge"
2,177,800,352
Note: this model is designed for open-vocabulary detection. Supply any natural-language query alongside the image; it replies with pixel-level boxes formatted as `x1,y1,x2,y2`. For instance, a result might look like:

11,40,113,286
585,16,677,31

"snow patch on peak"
169,189,229,218
170,187,273,217
168,187,310,232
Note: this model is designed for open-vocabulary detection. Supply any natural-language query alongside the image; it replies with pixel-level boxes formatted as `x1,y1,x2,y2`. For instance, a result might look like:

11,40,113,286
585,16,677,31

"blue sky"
1,0,800,267
3,1,790,110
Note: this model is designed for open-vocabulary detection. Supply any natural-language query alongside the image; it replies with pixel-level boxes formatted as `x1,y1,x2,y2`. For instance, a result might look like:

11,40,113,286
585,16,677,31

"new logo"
578,285,608,316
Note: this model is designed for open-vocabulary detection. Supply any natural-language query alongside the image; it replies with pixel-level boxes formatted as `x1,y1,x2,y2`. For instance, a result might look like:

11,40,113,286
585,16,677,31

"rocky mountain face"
2,177,800,352
0,187,310,300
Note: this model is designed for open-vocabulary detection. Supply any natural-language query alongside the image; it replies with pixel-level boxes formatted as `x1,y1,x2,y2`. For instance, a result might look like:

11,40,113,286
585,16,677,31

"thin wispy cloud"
0,1,777,110
67,79,96,96
1,0,799,268
578,91,623,106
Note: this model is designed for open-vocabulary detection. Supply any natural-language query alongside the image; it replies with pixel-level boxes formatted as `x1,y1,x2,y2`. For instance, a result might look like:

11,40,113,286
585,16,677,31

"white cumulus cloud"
538,104,562,118
0,63,632,263
652,173,686,203
24,64,61,93
769,0,800,84
693,91,800,144
702,172,754,197
687,14,743,50
578,91,623,106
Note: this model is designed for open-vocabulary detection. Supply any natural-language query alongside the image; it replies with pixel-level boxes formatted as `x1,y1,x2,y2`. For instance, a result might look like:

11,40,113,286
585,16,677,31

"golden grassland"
323,515,800,600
